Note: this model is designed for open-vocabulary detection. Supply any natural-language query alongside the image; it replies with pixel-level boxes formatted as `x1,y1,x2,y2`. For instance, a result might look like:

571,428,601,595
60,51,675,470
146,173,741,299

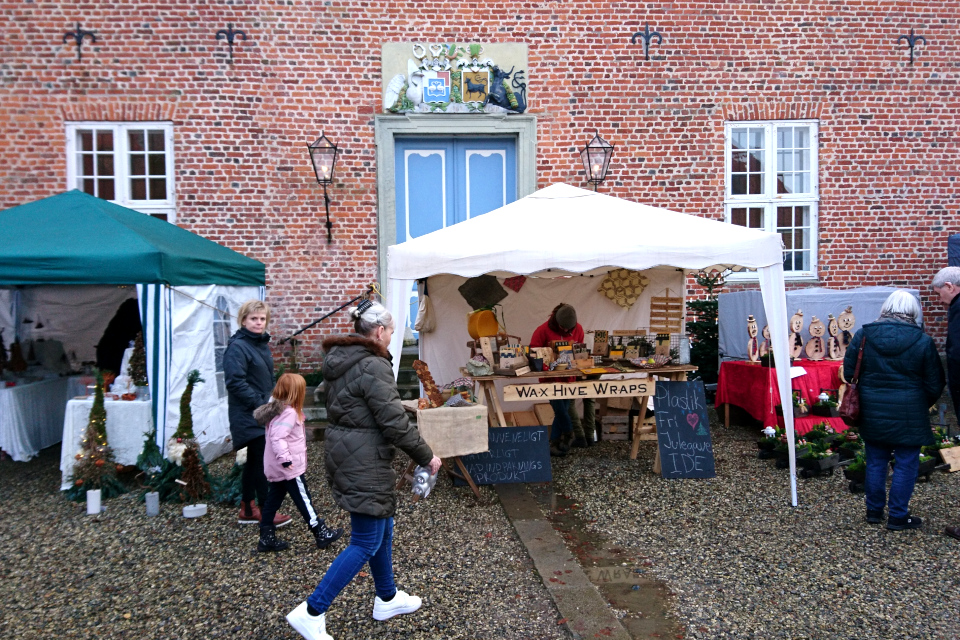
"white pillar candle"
86,489,101,515
145,491,160,517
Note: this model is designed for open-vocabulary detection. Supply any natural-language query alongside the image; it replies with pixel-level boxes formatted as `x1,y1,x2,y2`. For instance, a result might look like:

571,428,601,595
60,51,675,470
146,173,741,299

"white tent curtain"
138,284,261,462
138,284,173,457
386,183,799,506
758,263,797,506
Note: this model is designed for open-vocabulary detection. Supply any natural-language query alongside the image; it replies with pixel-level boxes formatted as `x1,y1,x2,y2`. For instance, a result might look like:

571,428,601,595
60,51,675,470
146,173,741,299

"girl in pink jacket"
256,373,343,553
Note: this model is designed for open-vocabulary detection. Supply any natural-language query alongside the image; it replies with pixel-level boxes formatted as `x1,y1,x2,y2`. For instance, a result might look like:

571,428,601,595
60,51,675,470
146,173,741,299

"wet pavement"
498,482,680,639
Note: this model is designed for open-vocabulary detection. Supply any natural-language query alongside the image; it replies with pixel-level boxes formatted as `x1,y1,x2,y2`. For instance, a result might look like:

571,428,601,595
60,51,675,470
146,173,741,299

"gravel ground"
0,443,569,640
551,407,960,640
7,409,960,640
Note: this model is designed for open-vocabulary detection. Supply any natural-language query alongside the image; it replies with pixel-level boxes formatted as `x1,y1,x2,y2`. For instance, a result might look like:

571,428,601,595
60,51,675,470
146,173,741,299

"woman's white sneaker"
286,601,333,640
372,590,422,621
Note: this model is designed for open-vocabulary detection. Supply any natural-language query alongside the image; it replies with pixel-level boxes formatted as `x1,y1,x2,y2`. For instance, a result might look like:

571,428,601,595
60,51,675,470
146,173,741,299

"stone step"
304,406,327,421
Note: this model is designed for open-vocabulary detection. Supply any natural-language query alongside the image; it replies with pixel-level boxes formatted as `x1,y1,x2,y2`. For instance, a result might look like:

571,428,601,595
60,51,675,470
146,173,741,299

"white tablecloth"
60,398,153,490
0,377,71,462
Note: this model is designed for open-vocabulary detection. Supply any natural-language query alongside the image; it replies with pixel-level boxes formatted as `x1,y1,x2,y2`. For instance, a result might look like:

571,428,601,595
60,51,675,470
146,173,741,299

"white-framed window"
65,122,176,221
213,295,231,399
724,120,819,279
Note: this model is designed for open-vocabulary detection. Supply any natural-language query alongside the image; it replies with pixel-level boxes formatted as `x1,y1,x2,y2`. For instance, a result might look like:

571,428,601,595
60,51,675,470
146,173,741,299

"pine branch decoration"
179,444,211,504
174,369,204,440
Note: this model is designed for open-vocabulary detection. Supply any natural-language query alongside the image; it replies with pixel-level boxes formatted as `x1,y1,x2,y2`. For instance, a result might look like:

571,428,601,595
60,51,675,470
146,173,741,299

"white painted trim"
724,119,819,280
374,114,537,302
65,121,177,222
464,149,507,219
403,149,447,241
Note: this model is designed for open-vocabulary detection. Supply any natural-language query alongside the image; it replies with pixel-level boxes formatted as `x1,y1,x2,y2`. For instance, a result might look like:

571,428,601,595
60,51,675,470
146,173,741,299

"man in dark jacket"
933,267,960,540
223,300,290,527
843,290,944,531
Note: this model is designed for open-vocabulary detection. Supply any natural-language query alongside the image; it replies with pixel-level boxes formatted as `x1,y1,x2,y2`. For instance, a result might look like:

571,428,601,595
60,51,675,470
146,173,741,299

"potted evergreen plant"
843,452,866,493
810,390,839,417
798,439,840,476
757,426,781,459
837,431,863,461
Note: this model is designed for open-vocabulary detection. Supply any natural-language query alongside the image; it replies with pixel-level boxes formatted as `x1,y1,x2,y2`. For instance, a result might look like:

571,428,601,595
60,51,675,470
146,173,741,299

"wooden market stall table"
60,396,153,490
473,364,698,460
715,359,844,432
0,376,72,462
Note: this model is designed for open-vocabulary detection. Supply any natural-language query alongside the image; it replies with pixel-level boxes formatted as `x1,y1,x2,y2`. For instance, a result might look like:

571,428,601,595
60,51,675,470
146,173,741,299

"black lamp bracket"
323,183,333,243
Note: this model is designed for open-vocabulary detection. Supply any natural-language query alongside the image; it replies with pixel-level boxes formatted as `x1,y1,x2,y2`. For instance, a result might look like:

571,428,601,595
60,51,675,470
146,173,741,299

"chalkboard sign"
653,380,715,478
454,426,552,486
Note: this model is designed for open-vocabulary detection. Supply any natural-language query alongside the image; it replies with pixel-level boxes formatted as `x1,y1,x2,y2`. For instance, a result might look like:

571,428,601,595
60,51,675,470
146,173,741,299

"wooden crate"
512,410,540,427
601,415,630,441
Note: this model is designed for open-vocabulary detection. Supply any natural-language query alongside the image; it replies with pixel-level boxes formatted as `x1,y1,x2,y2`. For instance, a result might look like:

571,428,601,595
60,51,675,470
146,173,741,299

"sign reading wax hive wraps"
454,426,551,486
653,381,716,479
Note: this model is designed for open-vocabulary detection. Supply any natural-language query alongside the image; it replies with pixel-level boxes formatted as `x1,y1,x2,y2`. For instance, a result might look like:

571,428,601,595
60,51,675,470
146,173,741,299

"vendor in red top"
530,303,583,457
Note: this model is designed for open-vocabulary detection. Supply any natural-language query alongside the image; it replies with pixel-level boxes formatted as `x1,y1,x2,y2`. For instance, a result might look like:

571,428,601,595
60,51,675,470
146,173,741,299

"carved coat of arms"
383,43,527,114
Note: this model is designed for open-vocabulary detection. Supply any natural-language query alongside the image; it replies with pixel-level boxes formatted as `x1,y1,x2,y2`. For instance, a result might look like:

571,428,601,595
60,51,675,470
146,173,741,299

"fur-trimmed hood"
321,333,391,381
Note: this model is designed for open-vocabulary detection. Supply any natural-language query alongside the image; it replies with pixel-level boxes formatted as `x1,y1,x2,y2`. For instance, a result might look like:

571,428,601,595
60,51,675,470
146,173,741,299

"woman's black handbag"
839,336,865,426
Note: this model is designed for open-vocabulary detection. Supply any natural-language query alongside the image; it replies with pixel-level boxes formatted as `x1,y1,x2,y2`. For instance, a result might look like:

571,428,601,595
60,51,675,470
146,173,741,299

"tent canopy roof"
0,190,265,286
388,183,784,280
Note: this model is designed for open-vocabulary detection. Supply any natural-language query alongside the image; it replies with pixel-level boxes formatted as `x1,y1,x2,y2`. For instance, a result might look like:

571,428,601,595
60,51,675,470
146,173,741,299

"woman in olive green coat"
286,301,441,640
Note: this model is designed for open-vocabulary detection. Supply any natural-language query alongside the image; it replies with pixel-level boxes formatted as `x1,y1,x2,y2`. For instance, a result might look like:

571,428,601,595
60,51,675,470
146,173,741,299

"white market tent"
387,183,801,505
0,191,265,468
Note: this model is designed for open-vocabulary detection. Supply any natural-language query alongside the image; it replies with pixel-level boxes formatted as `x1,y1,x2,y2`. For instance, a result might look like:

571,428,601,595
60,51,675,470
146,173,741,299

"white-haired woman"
843,290,944,531
286,300,441,640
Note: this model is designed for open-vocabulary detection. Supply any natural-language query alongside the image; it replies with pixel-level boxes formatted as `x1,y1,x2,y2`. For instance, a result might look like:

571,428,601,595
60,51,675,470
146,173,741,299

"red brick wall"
2,2,958,367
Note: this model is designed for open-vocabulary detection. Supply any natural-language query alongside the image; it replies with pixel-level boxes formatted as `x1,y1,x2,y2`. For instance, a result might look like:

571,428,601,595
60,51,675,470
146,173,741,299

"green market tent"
0,191,265,466
0,190,263,285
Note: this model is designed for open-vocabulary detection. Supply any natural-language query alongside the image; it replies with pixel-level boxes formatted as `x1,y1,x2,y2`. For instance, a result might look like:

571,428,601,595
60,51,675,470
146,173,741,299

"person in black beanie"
223,300,291,528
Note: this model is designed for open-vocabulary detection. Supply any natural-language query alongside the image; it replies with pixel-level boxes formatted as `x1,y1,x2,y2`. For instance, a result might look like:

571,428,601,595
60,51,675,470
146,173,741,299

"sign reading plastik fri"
653,381,715,479
503,379,655,401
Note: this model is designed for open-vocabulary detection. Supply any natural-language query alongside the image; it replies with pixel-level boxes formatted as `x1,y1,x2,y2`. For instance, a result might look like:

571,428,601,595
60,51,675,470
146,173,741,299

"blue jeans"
549,399,572,441
864,442,921,519
307,513,396,613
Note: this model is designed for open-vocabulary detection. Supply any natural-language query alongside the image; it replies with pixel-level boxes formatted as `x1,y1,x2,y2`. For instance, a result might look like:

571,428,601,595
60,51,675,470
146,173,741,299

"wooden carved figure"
759,325,771,358
837,306,855,359
826,314,842,360
804,316,826,361
789,310,804,360
746,315,760,363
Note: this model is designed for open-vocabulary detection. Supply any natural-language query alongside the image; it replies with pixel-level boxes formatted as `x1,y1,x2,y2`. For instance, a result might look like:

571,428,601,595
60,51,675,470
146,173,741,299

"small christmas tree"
128,331,148,387
64,371,126,501
173,370,204,440
145,369,212,503
136,428,164,480
687,270,726,385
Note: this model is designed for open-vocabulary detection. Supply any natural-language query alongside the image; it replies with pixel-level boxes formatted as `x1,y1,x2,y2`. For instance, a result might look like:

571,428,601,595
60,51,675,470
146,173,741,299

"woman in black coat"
223,300,290,527
843,290,944,531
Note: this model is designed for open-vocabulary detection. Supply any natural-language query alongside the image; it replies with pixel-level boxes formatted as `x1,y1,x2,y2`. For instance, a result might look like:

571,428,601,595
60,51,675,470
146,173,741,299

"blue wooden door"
395,137,517,336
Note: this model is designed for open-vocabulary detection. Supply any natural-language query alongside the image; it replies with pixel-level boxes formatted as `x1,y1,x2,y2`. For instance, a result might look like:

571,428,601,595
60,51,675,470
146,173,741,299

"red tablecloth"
716,359,844,427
